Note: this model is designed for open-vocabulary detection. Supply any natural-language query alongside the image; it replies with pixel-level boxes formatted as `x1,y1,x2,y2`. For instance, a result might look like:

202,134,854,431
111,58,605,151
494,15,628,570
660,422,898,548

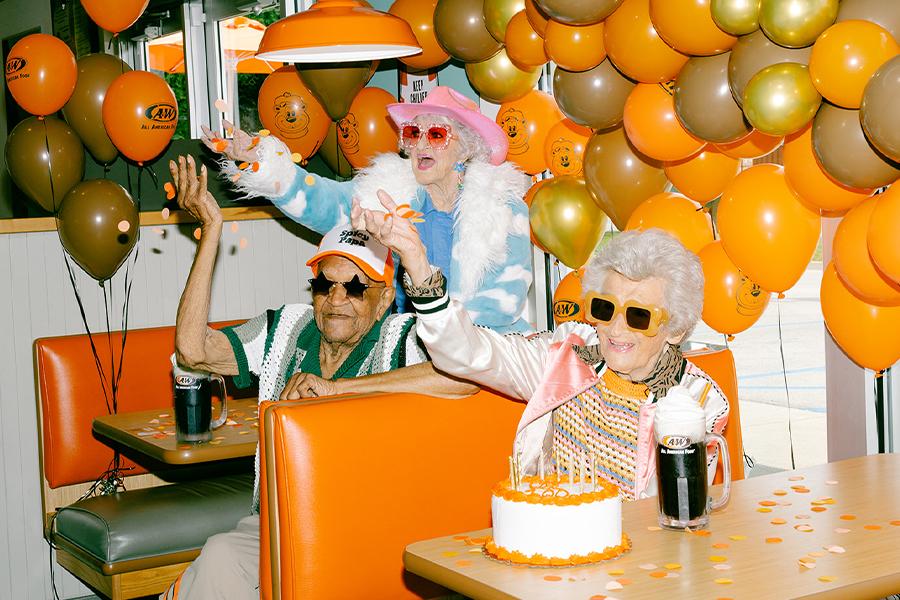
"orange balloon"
258,66,330,161
664,148,740,203
524,177,551,251
604,0,689,83
337,87,397,169
81,0,149,33
389,0,451,70
868,183,900,286
649,0,737,56
102,71,177,165
715,129,783,159
543,20,606,72
497,90,564,175
543,118,593,177
783,125,873,214
698,241,771,336
553,268,587,324
821,262,900,371
625,192,714,253
505,11,549,68
833,197,900,306
525,0,550,36
4,34,76,116
718,164,821,292
809,20,899,109
623,83,706,162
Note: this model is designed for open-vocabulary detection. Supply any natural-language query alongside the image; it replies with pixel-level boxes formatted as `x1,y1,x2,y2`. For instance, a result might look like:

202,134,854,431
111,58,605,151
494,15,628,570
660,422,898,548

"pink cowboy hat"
386,86,509,165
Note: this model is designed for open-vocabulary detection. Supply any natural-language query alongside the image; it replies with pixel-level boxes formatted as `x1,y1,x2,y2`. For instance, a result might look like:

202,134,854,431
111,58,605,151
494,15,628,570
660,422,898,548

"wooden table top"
405,454,900,600
92,397,259,464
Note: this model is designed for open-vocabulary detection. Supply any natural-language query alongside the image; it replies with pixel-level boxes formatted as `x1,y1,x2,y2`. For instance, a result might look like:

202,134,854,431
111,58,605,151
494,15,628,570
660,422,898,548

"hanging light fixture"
255,0,422,63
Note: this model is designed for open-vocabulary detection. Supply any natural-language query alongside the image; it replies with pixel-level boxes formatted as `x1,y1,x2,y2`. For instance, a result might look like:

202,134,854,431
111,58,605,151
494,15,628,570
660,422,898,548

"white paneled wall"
0,218,318,599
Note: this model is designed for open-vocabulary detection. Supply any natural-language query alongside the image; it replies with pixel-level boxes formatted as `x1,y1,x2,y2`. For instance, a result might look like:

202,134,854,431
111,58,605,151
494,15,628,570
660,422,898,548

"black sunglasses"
308,273,383,299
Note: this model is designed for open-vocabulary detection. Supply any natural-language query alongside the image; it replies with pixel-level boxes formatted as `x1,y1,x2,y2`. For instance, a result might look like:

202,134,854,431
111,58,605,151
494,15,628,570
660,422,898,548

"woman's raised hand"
169,155,222,230
352,190,432,285
200,119,260,163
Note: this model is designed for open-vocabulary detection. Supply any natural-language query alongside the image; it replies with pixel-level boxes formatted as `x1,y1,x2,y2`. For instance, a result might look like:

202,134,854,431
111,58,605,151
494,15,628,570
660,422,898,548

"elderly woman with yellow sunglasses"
355,208,729,500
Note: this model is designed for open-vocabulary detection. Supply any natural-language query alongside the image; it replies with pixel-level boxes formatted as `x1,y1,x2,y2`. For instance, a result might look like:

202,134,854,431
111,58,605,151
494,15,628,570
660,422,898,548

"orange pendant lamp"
255,0,421,63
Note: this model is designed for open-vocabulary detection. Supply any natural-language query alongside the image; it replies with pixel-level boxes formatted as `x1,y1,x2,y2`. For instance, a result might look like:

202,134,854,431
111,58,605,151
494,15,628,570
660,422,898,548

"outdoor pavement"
690,262,828,475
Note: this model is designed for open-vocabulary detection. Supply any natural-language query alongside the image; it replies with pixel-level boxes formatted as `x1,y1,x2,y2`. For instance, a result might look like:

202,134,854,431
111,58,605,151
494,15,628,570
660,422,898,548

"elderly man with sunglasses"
357,200,729,501
163,156,476,600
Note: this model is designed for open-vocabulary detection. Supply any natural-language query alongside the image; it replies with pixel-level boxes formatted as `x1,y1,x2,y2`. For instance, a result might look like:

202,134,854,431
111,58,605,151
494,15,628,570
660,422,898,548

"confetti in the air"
214,99,229,113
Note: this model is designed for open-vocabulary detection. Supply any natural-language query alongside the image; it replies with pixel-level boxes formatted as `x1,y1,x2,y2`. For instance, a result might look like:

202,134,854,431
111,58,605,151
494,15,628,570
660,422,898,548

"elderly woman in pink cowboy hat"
202,86,533,333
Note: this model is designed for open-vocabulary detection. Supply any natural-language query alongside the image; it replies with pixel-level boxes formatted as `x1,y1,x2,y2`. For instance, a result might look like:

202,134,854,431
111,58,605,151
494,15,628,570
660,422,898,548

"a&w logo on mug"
661,434,691,449
175,374,197,386
145,103,177,123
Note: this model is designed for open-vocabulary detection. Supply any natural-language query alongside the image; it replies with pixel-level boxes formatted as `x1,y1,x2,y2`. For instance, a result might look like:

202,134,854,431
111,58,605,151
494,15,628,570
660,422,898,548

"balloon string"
62,248,113,414
101,281,117,414
126,162,133,198
137,166,143,207
42,119,58,214
776,296,797,470
874,369,886,453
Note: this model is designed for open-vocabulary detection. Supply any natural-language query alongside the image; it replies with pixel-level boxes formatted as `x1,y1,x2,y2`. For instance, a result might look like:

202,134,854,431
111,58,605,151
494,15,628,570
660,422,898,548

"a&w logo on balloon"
5,57,27,80
142,103,177,131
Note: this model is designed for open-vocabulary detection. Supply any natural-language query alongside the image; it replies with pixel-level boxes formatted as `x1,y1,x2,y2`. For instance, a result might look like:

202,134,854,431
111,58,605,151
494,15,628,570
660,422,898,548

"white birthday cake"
484,474,630,566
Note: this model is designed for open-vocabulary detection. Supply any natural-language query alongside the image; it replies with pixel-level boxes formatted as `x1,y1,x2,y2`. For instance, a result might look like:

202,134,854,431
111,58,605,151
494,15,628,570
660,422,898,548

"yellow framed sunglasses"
583,292,669,337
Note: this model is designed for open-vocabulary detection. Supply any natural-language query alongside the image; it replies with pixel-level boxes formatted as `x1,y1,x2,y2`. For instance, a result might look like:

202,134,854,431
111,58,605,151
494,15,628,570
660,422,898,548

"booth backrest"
34,322,240,490
262,390,523,600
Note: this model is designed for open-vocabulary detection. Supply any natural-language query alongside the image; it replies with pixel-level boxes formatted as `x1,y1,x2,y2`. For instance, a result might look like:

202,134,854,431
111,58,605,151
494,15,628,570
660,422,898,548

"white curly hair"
581,229,705,341
397,114,491,164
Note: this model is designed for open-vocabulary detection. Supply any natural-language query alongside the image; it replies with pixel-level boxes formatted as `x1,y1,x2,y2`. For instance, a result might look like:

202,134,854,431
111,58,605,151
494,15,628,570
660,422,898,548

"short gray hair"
581,229,704,340
398,114,491,163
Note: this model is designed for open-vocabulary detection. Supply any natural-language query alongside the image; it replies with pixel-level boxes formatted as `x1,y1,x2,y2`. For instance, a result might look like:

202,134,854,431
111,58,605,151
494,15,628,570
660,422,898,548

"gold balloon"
742,63,821,136
758,0,838,48
484,0,526,42
529,176,609,269
711,0,761,35
465,48,542,104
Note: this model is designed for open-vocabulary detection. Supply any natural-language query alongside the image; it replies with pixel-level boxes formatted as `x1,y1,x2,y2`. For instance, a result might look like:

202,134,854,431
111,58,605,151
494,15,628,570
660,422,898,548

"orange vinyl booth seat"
258,347,743,600
34,322,253,600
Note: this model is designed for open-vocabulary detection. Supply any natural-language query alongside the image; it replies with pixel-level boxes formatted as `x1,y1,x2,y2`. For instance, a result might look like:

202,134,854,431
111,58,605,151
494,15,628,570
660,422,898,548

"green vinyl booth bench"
35,323,254,599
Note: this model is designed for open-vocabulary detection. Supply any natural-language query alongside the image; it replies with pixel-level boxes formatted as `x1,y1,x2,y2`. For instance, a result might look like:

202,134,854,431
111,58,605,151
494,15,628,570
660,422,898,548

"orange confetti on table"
589,596,607,600
840,514,857,520
824,545,845,554
766,537,783,544
759,500,777,507
193,227,202,240
771,518,786,525
441,551,459,558
773,490,788,496
818,576,836,583
664,563,681,570
864,524,882,530
605,581,623,591
788,475,804,481
794,524,814,532
647,526,662,531
808,551,825,558
709,555,727,562
607,569,625,576
713,564,732,571
455,560,472,567
161,207,171,220
639,563,657,570
164,182,176,200
714,578,733,585
798,558,816,569
891,520,900,526
811,506,827,512
795,514,810,520
825,480,838,485
757,507,772,513
543,575,562,582
616,577,632,585
692,529,712,537
649,571,667,578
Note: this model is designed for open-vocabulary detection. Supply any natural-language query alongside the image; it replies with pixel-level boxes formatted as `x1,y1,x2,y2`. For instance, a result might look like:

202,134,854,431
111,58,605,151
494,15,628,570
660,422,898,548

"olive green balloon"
62,53,130,165
296,61,377,121
484,0,525,42
711,0,761,36
465,48,541,104
728,29,812,107
759,0,838,48
529,176,609,269
861,55,900,164
57,179,139,281
434,0,503,63
320,121,354,178
583,126,667,230
533,0,622,25
813,102,900,190
837,0,900,41
742,62,821,136
5,116,85,213
675,53,751,144
552,59,636,130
